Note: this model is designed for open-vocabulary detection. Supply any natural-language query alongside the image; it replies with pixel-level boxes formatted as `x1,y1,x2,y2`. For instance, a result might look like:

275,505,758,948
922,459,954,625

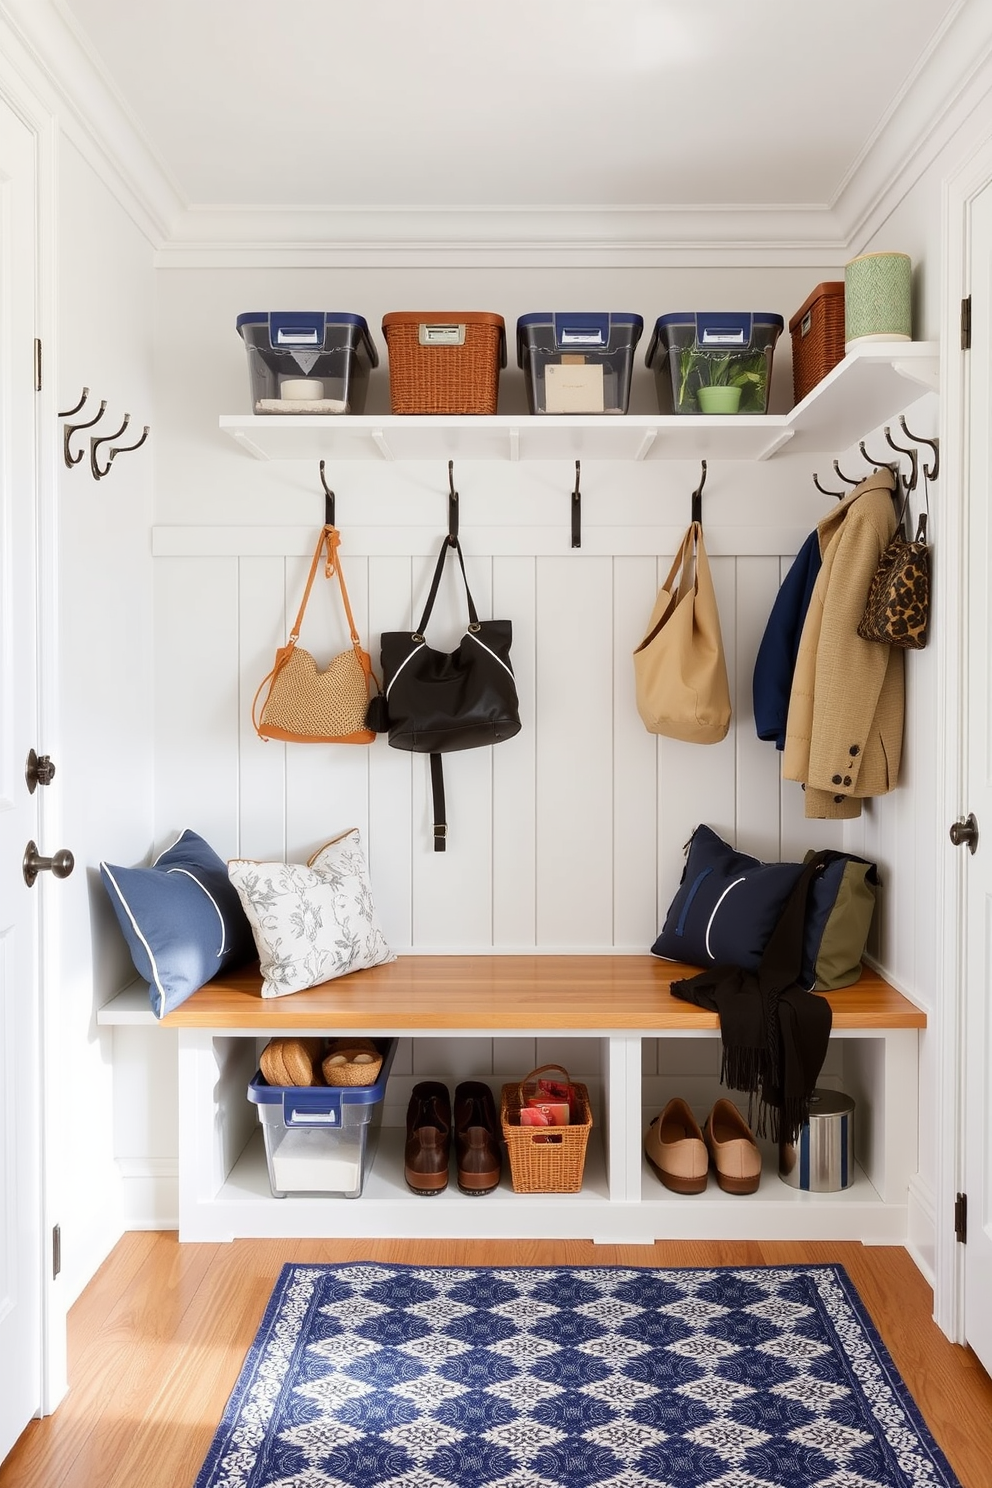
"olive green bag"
803,851,878,990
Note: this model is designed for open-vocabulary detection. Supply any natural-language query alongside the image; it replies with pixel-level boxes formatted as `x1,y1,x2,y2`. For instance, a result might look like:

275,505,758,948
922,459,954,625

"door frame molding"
934,135,992,1342
0,27,64,1411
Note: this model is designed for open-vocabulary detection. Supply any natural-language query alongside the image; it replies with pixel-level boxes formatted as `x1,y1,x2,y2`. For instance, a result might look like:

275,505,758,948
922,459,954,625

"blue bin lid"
645,311,784,367
236,311,379,367
247,1039,395,1120
516,312,643,365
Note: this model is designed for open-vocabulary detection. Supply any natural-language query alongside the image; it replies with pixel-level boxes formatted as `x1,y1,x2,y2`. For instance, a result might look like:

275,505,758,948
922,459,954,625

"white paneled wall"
127,262,943,1243
155,496,851,956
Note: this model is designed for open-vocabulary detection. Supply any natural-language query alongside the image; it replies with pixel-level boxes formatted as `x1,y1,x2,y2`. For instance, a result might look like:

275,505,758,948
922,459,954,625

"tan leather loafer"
644,1097,708,1194
704,1098,762,1194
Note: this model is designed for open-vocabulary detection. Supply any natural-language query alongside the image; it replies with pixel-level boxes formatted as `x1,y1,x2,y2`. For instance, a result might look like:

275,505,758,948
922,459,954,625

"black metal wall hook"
858,439,900,477
884,424,919,493
832,459,862,487
813,471,845,500
898,414,940,482
571,460,581,548
691,460,707,525
63,390,107,468
319,460,335,526
58,388,89,419
447,460,459,544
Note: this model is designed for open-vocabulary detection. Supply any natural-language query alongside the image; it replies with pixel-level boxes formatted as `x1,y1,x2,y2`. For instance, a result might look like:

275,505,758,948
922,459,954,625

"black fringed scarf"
670,852,834,1144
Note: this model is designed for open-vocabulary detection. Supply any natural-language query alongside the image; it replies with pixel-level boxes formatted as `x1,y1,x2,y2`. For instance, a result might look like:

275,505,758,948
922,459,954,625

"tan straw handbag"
632,520,732,744
252,525,377,744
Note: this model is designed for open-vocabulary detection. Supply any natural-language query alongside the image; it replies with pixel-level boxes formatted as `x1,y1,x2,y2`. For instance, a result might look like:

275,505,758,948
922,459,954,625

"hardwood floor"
1,1234,990,1488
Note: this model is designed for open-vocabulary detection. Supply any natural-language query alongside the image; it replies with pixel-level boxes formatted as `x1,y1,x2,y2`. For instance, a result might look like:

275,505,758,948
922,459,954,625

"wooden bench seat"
159,954,926,1033
152,953,924,1245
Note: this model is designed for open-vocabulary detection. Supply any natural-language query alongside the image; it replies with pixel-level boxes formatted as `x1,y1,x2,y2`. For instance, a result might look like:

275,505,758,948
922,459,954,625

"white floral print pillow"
228,828,395,997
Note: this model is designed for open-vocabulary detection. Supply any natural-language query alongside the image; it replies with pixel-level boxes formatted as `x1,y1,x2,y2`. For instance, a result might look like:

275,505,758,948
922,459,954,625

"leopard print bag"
858,501,930,649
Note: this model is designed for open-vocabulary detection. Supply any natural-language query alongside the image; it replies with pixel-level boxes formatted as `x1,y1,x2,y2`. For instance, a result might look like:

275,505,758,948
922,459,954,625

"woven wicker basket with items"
259,1036,383,1088
381,311,507,414
789,281,846,405
500,1063,593,1193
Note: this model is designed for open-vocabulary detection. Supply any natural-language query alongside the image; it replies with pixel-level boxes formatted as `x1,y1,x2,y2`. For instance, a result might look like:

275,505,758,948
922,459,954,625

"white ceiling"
25,0,992,250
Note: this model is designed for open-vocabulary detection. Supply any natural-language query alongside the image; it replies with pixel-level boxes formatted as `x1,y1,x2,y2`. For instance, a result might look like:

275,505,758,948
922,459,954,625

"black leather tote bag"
380,535,521,850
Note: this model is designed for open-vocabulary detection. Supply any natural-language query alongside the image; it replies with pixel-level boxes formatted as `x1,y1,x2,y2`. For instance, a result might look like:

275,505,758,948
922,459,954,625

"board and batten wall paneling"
154,541,856,956
155,557,243,858
369,555,416,949
614,556,663,948
237,554,290,858
536,556,616,947
493,556,538,948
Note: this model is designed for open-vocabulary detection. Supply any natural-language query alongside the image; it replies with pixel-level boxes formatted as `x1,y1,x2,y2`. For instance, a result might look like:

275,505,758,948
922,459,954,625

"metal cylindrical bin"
779,1088,855,1191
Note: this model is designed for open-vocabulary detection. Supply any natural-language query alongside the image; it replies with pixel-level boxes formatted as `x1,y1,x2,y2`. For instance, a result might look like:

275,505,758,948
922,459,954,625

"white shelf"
194,1126,904,1245
97,983,156,1025
174,1021,918,1246
219,341,939,464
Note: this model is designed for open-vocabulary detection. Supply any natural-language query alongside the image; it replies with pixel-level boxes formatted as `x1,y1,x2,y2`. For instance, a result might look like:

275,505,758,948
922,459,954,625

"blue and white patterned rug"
194,1262,962,1488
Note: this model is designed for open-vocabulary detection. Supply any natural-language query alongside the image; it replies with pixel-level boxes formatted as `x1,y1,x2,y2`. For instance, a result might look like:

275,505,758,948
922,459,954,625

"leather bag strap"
290,525,364,649
430,753,446,852
416,536,480,637
252,526,375,737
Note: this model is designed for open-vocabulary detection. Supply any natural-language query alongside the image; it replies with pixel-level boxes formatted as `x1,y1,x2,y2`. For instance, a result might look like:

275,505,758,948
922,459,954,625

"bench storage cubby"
99,954,925,1245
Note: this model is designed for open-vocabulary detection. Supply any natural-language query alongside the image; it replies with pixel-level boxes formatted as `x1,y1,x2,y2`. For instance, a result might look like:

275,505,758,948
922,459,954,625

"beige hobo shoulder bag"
632,520,732,744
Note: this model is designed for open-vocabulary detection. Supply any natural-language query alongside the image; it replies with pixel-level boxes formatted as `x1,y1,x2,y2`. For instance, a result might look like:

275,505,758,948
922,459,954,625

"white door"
0,94,43,1460
962,178,992,1374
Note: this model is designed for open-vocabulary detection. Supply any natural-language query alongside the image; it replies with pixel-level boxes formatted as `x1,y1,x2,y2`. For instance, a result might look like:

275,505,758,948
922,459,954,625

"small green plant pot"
697,385,742,414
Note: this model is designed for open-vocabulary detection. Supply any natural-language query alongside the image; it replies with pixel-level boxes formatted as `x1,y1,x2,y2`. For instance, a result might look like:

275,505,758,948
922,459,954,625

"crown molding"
0,0,182,246
832,0,992,251
154,205,849,270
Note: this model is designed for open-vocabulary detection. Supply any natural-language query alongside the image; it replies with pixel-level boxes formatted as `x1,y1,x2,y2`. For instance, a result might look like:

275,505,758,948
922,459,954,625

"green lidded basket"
844,252,912,347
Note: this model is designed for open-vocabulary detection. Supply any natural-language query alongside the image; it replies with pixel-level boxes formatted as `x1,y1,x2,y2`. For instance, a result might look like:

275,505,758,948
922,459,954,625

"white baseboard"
906,1173,937,1289
116,1158,179,1231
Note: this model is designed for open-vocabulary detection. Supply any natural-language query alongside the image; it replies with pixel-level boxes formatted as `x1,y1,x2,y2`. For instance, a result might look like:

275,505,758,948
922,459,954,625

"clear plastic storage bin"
516,312,643,414
247,1039,396,1198
645,311,784,415
236,311,378,414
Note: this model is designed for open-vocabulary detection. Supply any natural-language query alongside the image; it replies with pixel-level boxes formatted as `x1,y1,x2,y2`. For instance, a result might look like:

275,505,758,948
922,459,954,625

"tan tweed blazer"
783,469,904,819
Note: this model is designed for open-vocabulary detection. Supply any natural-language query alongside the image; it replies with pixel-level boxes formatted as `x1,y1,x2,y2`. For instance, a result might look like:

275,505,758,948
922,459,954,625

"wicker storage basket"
500,1065,592,1193
789,282,846,405
321,1039,383,1087
382,311,506,414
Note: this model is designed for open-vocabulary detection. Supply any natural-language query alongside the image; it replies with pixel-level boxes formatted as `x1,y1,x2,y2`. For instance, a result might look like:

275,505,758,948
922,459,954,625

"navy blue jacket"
752,531,823,750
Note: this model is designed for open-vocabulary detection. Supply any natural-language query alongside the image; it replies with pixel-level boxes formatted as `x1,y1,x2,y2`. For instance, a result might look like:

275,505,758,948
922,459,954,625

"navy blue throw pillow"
100,829,256,1017
652,824,872,989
